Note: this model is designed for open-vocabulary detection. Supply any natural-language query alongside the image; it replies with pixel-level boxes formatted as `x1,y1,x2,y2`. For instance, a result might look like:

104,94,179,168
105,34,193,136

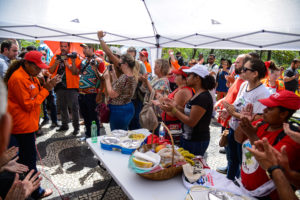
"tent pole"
267,50,272,60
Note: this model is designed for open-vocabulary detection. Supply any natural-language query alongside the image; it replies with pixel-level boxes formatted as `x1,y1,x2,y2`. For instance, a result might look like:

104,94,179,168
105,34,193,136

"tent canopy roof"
0,0,300,50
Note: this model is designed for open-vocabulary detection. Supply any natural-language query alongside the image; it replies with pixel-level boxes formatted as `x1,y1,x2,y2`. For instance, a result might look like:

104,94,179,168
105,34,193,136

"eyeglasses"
242,67,256,72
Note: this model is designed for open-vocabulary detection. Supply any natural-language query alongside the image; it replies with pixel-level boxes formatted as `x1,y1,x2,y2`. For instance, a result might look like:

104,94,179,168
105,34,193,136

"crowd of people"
0,31,299,200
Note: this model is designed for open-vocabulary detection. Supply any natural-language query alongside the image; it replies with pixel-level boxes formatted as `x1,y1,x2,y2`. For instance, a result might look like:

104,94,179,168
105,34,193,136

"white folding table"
87,135,187,200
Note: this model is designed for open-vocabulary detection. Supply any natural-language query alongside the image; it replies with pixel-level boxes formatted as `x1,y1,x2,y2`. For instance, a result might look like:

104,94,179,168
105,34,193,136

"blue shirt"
0,54,10,78
216,70,229,92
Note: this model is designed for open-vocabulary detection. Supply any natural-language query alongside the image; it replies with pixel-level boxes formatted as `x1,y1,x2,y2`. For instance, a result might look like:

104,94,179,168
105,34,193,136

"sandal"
40,188,53,199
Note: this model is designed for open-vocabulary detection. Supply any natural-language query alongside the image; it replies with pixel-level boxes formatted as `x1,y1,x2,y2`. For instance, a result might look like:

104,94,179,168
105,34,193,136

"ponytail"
200,75,216,90
4,59,25,85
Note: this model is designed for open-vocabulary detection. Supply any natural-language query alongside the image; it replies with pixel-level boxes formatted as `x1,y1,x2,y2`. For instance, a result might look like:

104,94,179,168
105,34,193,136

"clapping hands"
5,170,42,200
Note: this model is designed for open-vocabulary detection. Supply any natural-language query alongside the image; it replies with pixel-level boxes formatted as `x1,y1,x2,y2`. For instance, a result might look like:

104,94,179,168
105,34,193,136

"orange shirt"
216,78,245,128
171,60,180,70
49,54,81,89
261,78,285,92
7,67,49,134
144,61,152,73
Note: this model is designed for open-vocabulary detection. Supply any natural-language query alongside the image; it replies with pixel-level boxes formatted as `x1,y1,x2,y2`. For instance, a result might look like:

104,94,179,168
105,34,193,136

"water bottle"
91,121,98,143
159,123,165,144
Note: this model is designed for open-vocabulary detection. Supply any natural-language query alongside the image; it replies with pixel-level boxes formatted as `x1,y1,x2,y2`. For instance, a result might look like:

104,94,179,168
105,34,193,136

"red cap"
139,50,148,58
171,66,190,77
24,51,49,69
258,90,300,110
95,49,104,56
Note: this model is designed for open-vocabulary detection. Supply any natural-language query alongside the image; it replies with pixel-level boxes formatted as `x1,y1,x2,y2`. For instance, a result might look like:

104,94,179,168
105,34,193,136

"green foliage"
269,50,299,67
162,48,299,66
19,39,40,49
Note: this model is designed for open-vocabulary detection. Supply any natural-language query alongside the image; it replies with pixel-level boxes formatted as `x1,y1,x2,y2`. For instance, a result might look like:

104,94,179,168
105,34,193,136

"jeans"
78,93,100,137
225,128,242,181
128,98,143,130
8,132,44,199
180,137,210,156
109,102,134,131
56,89,79,130
42,90,57,124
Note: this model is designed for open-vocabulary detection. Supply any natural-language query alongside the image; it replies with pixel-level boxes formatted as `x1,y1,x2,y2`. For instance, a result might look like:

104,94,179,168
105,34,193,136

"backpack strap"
256,121,286,146
272,131,286,146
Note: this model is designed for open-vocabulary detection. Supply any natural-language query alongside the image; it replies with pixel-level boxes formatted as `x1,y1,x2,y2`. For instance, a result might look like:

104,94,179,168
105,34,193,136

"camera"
56,54,66,61
107,65,113,71
90,59,96,66
90,55,97,66
67,52,77,59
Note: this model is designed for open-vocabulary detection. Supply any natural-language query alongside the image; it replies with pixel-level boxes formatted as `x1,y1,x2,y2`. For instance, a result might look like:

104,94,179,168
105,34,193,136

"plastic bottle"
158,123,165,143
91,121,98,143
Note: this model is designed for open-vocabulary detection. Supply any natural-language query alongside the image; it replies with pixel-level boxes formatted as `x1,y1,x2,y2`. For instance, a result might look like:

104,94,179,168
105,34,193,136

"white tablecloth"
87,131,187,200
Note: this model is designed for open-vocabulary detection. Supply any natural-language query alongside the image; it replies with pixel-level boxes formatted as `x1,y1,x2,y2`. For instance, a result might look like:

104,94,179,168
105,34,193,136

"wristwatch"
266,165,283,179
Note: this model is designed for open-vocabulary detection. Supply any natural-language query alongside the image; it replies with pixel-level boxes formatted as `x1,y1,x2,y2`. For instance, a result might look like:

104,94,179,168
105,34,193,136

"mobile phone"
107,65,113,71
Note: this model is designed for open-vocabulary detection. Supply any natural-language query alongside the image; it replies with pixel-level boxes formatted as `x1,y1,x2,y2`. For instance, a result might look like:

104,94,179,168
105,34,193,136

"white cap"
110,46,121,56
182,64,209,78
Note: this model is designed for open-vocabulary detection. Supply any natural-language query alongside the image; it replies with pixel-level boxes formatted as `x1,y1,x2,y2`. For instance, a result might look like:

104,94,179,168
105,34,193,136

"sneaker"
40,119,49,127
57,126,69,132
216,166,228,174
219,148,226,154
72,129,80,136
40,188,53,198
50,122,58,128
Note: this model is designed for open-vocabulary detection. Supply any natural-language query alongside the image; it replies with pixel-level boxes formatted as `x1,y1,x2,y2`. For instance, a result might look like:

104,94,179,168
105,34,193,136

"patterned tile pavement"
36,120,226,200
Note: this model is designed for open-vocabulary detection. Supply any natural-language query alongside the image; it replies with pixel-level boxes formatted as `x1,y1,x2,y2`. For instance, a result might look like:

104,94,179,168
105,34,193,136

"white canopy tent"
0,0,300,61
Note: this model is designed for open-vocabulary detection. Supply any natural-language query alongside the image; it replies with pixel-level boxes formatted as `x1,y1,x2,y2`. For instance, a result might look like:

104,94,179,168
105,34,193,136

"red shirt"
241,121,300,199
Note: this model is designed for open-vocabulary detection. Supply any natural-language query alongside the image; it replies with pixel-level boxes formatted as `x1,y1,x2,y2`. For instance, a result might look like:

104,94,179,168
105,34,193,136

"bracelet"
171,107,177,115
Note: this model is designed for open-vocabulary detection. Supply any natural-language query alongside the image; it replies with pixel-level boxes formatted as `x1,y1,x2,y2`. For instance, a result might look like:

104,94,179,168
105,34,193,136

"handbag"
139,90,159,131
96,103,110,123
219,129,229,147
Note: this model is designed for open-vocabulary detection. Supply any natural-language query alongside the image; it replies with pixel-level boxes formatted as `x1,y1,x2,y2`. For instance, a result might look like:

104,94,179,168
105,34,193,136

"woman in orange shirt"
4,51,58,199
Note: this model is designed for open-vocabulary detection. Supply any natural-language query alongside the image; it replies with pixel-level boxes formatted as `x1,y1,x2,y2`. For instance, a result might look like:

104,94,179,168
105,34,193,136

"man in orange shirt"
49,42,81,135
139,50,152,73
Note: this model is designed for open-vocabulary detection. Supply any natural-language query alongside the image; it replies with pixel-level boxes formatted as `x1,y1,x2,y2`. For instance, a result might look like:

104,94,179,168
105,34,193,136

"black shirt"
284,67,299,92
182,91,213,141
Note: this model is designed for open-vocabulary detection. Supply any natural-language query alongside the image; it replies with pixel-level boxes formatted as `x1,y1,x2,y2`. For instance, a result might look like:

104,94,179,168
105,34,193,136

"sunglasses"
118,62,126,67
242,67,256,72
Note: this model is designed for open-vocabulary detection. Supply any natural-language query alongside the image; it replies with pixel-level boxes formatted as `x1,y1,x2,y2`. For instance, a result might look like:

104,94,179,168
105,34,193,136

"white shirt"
229,82,271,130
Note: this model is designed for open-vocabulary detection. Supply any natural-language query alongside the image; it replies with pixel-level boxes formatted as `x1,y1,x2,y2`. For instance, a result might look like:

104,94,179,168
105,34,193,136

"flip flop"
40,188,53,199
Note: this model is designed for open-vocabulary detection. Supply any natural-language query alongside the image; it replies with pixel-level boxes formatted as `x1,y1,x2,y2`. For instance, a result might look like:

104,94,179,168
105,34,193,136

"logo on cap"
41,56,46,63
273,93,280,98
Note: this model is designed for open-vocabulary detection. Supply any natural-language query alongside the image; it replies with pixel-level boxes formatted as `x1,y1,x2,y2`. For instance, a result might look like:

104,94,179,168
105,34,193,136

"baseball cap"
80,43,93,48
139,50,148,58
95,49,104,56
24,51,49,69
293,58,300,62
127,47,136,52
182,64,209,78
258,90,300,110
110,46,121,56
171,66,190,77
